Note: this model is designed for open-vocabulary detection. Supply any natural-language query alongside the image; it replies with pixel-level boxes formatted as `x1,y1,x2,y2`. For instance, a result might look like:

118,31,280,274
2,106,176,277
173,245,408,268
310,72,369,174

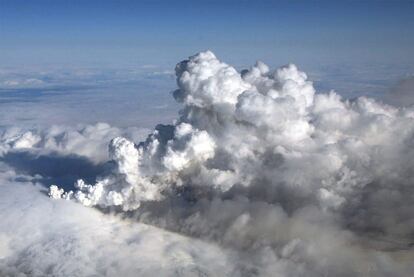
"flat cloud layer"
1,51,414,276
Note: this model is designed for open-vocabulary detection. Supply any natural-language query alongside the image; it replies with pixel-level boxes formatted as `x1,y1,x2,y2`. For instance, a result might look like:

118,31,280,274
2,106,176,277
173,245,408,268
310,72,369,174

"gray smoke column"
49,51,414,276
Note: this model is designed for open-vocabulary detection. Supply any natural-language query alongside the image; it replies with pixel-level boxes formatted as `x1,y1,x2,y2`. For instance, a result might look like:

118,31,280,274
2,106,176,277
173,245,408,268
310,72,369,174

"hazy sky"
1,0,414,67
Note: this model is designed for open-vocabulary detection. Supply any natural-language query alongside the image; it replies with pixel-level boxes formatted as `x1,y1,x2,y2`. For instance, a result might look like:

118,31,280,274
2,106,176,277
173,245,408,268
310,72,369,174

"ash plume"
14,51,414,276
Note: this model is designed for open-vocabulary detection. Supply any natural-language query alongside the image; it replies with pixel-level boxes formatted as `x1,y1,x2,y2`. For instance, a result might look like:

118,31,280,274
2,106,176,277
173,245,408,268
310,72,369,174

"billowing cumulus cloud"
1,51,414,276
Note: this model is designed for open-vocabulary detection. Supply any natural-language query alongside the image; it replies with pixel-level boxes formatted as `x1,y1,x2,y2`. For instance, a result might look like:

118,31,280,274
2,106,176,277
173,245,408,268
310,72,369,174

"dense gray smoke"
1,51,414,276
384,76,414,107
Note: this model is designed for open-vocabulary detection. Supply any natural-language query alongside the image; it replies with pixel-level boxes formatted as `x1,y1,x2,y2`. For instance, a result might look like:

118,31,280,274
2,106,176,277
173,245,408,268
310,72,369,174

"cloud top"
6,51,414,276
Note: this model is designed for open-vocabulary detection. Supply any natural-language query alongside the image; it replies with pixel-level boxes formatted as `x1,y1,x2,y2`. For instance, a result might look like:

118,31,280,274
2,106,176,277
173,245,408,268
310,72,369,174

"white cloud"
1,51,414,276
2,78,44,88
0,177,234,277
0,123,148,163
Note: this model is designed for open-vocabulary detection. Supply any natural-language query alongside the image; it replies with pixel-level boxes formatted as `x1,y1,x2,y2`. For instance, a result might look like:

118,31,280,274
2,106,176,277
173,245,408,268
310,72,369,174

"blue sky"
1,0,414,67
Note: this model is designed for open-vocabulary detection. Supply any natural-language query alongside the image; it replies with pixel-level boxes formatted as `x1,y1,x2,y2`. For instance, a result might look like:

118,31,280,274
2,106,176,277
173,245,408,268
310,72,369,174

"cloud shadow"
0,151,111,191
